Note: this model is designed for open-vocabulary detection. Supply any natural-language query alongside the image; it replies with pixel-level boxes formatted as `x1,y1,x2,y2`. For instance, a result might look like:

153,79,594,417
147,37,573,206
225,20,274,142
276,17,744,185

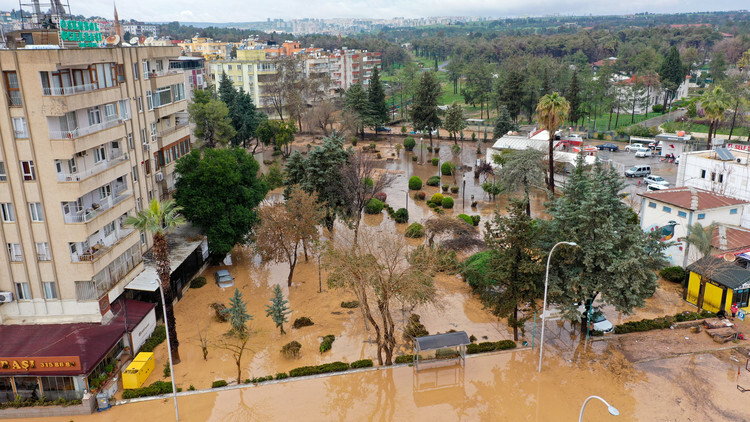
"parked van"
625,165,651,177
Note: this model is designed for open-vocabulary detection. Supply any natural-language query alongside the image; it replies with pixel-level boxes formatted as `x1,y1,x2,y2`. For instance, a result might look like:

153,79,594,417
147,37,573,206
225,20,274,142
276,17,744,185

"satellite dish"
138,35,146,45
105,34,120,46
145,37,154,45
724,253,736,262
129,37,138,45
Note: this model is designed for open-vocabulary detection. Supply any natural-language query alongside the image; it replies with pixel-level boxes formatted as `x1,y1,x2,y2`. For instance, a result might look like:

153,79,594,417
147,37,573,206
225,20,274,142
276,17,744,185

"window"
94,146,106,163
4,71,22,106
150,122,157,138
719,174,724,183
698,213,706,220
133,62,139,80
238,75,243,82
68,157,77,174
36,242,51,261
146,90,153,110
140,232,146,245
132,166,138,182
648,202,657,209
20,161,35,181
29,202,44,222
0,162,6,181
137,96,143,112
103,220,116,237
7,243,22,262
98,185,111,200
104,103,117,119
142,60,150,79
731,208,738,215
15,282,31,300
678,211,687,218
128,133,134,150
88,106,101,126
12,117,28,138
1,203,14,222
734,288,749,308
156,60,163,72
228,65,233,70
663,206,671,213
43,282,58,300
701,169,706,179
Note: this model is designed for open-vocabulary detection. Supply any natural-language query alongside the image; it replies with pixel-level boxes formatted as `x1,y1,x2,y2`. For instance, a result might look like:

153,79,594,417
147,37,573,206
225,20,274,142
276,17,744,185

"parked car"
625,143,644,152
586,308,614,333
635,148,652,158
625,165,651,177
375,126,392,133
596,143,619,151
643,175,670,186
647,183,668,191
214,270,234,288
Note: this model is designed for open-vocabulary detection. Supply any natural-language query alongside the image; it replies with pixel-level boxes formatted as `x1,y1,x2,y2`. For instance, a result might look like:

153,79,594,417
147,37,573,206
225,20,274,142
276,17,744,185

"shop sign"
0,356,81,373
59,19,102,48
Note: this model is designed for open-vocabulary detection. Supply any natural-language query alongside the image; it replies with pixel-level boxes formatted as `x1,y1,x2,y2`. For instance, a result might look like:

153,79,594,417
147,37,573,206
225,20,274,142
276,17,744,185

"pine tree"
265,284,292,334
367,67,389,129
411,71,441,147
218,72,236,106
443,102,466,144
229,88,265,149
223,288,253,337
659,47,684,109
493,106,517,139
345,83,370,139
501,69,525,122
567,70,581,125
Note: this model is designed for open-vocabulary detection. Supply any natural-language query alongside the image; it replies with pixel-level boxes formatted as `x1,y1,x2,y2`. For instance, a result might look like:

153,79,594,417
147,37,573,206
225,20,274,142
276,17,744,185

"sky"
1,0,746,23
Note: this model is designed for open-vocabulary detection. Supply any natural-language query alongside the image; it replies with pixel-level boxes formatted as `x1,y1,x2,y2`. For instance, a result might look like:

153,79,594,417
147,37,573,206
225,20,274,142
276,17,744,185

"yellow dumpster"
122,352,155,389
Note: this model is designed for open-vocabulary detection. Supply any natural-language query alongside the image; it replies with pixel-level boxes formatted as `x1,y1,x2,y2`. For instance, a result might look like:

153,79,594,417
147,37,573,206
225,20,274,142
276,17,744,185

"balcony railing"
71,227,135,262
62,187,130,224
43,83,99,96
56,152,128,182
49,116,123,140
156,122,189,140
149,69,181,78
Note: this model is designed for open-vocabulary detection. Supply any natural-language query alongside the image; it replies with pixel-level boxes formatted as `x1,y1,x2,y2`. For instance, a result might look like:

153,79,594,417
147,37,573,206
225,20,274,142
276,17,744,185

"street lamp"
579,395,619,421
538,241,577,373
158,282,180,421
420,137,424,163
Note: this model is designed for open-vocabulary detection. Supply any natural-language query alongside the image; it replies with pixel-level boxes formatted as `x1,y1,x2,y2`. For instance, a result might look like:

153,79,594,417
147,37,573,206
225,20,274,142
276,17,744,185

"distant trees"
345,83,369,139
567,70,582,125
411,71,442,147
493,106,517,139
536,92,570,194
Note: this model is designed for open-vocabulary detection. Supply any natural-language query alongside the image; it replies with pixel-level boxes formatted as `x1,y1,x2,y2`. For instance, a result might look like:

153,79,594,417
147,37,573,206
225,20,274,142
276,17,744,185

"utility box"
96,393,110,411
122,352,155,389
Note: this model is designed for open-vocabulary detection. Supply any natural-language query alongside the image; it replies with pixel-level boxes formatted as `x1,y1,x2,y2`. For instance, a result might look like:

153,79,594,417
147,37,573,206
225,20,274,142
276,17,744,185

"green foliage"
367,67,389,128
481,181,503,200
393,208,409,224
175,148,268,256
458,214,473,225
350,359,374,369
256,119,298,158
411,71,442,138
431,193,445,204
289,361,350,377
139,325,166,353
442,185,449,193
247,375,274,384
223,288,253,337
659,266,686,283
412,155,418,161
320,334,335,353
423,176,439,187
394,355,414,364
435,348,459,359
188,90,236,148
364,198,385,214
466,340,517,354
211,380,228,388
262,161,285,190
431,157,440,166
340,300,360,308
188,385,196,391
292,317,314,329
687,102,698,118
281,340,302,358
163,362,170,378
189,277,207,289
405,223,425,238
450,185,459,194
265,284,292,334
408,176,423,190
471,215,481,226
628,125,652,137
441,197,454,209
652,104,665,113
444,102,467,138
122,381,176,399
275,372,289,380
403,137,416,151
403,314,429,342
441,162,453,176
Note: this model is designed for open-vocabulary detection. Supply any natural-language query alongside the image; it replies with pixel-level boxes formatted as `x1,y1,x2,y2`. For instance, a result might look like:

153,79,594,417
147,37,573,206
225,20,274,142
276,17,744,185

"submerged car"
214,270,234,288
586,308,614,333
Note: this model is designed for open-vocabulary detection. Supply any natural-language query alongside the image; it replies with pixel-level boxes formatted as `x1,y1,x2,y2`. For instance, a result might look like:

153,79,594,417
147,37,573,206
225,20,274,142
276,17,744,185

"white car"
647,183,668,191
643,175,669,186
625,143,644,152
675,155,681,164
584,308,614,333
635,147,652,158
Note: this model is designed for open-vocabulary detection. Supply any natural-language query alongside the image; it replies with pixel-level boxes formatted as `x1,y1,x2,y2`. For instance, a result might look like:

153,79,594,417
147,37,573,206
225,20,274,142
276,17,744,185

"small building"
685,256,750,314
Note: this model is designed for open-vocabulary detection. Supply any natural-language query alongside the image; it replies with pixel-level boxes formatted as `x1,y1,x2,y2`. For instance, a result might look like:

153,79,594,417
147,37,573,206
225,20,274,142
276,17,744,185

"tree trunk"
524,184,531,217
707,121,714,150
548,136,555,194
728,102,738,141
512,306,519,341
154,232,180,362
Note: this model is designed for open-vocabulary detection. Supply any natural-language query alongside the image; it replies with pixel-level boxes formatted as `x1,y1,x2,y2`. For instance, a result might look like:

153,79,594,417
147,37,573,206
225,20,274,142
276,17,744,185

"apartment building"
0,34,191,326
169,56,208,99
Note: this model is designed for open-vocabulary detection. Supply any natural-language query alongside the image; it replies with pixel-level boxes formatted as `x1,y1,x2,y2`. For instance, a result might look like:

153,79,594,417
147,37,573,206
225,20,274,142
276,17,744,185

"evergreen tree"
659,47,684,109
229,88,265,149
218,72,236,106
709,51,727,82
367,67,389,129
411,71,442,147
223,288,253,337
567,70,582,125
443,102,466,144
188,91,236,148
493,106,518,139
496,148,545,216
345,83,370,139
265,284,292,334
501,69,525,122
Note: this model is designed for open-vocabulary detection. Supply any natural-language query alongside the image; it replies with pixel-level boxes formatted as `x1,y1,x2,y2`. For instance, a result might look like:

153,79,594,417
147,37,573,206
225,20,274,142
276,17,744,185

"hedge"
441,162,453,176
431,157,439,166
350,359,374,369
408,176,423,190
431,193,444,204
0,397,83,410
211,380,228,388
458,214,473,225
441,197,454,209
404,137,416,151
246,375,274,384
289,361,350,378
393,208,409,224
139,325,166,353
426,176,441,186
394,354,415,364
466,340,517,354
364,198,384,214
320,334,335,353
405,223,425,238
122,381,179,399
340,300,359,308
659,266,686,283
189,277,207,289
614,310,716,334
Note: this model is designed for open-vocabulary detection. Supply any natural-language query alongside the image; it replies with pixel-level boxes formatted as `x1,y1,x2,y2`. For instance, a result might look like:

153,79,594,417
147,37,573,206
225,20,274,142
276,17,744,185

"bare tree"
197,324,210,361
266,57,305,123
310,100,338,136
215,333,252,385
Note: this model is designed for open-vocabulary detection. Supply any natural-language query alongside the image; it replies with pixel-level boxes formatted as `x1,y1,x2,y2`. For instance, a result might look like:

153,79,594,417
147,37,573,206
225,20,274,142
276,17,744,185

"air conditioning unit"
143,143,151,150
155,172,164,182
0,291,14,303
124,153,129,160
76,151,87,157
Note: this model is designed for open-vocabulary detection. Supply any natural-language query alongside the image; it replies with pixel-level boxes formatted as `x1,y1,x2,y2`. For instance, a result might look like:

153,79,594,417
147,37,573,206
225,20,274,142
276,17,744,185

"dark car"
375,126,392,133
596,143,619,152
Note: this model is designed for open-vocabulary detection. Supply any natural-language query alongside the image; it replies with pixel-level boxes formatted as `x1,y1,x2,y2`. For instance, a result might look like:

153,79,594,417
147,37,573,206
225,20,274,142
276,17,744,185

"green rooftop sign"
59,19,102,48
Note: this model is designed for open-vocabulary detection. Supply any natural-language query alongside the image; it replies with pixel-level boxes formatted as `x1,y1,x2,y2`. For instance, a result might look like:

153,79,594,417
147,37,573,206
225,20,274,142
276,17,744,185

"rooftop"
639,187,747,211
687,256,750,290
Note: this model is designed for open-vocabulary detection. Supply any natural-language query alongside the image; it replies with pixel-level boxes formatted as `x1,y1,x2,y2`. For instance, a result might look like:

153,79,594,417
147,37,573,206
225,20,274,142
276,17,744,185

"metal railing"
42,83,99,96
62,188,131,223
156,122,189,140
49,116,123,139
149,69,181,78
56,152,127,182
71,227,135,262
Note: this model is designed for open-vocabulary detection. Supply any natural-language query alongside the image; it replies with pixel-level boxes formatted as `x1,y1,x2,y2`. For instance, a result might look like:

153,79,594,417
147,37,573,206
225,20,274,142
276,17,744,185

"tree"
255,186,324,286
468,200,544,340
309,100,337,136
218,72,236,105
446,59,463,94
496,148,545,216
265,284,292,334
256,119,297,158
443,102,466,143
500,68,525,122
701,86,731,150
228,88,265,150
345,83,370,139
567,70,582,125
175,148,268,256
493,106,517,139
683,222,717,265
411,71,442,147
463,60,493,119
659,47,685,110
324,229,438,365
709,51,727,82
536,92,570,194
367,66,389,130
224,288,253,337
125,199,185,361
188,91,236,148
215,326,251,385
544,159,667,332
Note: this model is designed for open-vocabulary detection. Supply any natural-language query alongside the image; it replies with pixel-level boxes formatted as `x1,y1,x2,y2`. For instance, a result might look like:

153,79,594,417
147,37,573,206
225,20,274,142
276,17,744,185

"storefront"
685,256,750,313
0,300,155,403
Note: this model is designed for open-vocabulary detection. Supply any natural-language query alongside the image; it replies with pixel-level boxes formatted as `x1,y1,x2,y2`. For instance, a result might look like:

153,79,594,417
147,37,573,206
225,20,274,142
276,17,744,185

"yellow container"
122,352,155,389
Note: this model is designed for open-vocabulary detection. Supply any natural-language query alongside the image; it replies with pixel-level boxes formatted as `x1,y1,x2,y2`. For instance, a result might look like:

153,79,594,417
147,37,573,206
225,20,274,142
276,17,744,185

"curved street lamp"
538,241,577,373
579,395,619,421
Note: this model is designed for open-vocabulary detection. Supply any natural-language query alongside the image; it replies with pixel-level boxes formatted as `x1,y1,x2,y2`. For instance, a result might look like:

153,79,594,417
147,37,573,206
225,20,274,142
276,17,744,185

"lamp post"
579,395,619,421
420,137,424,163
158,282,180,421
538,241,577,373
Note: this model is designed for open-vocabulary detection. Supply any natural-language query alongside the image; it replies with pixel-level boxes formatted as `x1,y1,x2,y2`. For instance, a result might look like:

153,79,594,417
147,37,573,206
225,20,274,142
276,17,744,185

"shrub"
466,340,517,354
403,137,416,151
414,191,426,200
211,380,228,388
393,208,409,224
442,185,449,192
435,348,459,359
281,341,302,358
374,192,387,202
289,366,319,377
320,334,335,353
412,155,418,161
408,176,423,190
434,146,441,153
275,372,288,380
188,385,196,391
659,266,686,283
211,303,228,322
431,193,444,204
369,142,376,151
139,325,166,353
674,310,716,322
190,277,207,289
316,361,349,374
427,146,433,152
431,157,439,166
248,375,274,383
652,104,665,113
441,197,454,209
426,176,441,186
163,363,170,378
350,359,374,369
450,185,459,194
469,335,477,343
614,317,673,334
394,355,415,364
341,300,359,308
403,314,429,342
441,162,453,176
470,215,480,226
351,138,358,146
122,381,176,399
458,214,473,225
364,198,384,214
628,125,652,137
293,317,314,329
405,223,425,238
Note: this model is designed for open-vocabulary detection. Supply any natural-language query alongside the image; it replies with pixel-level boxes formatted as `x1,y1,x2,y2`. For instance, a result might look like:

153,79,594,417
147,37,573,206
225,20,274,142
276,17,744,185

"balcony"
71,227,136,263
148,69,181,78
155,122,189,145
43,83,99,96
62,185,130,224
49,115,123,140
57,152,128,183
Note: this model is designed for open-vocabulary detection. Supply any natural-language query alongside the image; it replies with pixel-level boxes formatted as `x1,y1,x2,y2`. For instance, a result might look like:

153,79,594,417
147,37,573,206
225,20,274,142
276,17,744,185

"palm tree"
496,148,546,216
701,87,730,150
536,93,570,194
126,199,186,361
683,222,717,266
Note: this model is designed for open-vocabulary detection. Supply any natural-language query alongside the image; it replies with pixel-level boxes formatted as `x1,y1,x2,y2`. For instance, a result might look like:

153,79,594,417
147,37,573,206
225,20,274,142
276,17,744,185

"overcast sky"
1,1,745,23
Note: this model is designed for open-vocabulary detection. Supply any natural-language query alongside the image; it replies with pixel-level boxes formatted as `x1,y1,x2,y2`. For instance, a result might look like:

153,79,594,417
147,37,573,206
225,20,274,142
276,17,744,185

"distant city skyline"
0,0,746,24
